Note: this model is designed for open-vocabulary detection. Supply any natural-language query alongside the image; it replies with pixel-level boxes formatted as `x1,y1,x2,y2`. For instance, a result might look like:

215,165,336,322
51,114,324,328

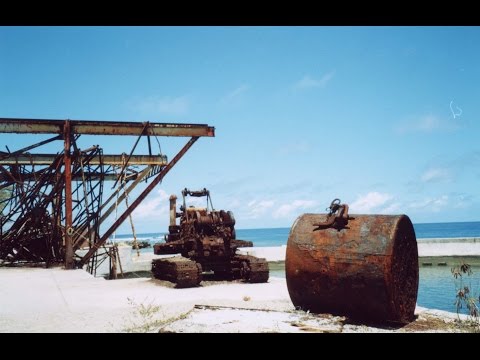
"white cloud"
408,195,449,212
184,196,208,208
133,95,189,116
417,115,441,132
382,202,401,214
133,189,170,219
451,194,472,209
225,84,249,100
395,114,461,134
273,200,317,219
395,115,440,134
293,71,335,90
410,151,480,189
246,199,275,219
432,196,448,210
220,84,250,104
420,167,451,183
350,192,394,213
294,75,320,89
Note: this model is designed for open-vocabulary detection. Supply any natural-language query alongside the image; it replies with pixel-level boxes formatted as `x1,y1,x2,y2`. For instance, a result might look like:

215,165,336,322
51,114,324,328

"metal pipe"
169,195,177,227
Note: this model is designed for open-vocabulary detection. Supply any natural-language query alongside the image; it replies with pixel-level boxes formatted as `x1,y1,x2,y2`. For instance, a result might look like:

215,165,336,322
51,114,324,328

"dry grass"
122,297,193,333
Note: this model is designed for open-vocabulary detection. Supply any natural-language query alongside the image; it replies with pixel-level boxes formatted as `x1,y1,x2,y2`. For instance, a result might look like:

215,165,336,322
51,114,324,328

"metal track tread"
152,256,202,288
235,254,269,283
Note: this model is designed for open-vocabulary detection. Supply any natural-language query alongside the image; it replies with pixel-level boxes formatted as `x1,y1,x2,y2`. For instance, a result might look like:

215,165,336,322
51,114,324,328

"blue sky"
1,26,480,233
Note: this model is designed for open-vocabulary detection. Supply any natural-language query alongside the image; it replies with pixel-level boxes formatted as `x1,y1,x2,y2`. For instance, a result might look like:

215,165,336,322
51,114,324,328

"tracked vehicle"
152,188,269,288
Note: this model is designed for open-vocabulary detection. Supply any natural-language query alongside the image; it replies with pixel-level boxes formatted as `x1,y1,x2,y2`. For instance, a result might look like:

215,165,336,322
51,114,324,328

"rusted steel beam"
0,118,215,137
111,121,149,189
64,121,75,270
78,137,199,266
97,167,153,226
0,154,168,166
0,172,142,182
286,213,419,325
0,135,62,160
73,166,154,248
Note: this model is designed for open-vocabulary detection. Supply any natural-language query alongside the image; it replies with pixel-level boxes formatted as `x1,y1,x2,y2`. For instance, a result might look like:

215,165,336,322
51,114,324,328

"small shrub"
122,297,193,333
451,262,479,331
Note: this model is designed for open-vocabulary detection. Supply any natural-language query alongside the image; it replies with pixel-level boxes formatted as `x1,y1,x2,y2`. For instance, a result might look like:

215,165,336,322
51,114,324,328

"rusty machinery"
0,118,214,272
285,199,419,324
152,188,269,288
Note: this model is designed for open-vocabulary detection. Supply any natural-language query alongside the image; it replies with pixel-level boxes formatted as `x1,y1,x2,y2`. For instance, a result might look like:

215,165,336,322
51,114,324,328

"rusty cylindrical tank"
286,214,419,324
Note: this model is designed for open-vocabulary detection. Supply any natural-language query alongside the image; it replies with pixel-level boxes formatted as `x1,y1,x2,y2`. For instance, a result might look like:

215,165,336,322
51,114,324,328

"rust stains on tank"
286,200,419,325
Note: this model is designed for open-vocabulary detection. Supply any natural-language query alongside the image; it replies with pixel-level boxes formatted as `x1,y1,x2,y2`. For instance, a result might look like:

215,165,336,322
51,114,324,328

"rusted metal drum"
286,214,419,324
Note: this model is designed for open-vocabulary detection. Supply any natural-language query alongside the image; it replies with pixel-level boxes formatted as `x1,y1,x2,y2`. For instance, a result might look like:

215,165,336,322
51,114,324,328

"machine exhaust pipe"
169,195,177,226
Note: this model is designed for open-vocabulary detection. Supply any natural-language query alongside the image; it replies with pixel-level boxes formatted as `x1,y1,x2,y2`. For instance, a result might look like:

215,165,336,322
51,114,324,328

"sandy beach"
0,266,473,333
1,237,479,333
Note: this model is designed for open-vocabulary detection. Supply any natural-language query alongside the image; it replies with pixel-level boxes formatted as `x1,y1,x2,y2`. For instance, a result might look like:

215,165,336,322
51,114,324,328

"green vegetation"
451,262,480,332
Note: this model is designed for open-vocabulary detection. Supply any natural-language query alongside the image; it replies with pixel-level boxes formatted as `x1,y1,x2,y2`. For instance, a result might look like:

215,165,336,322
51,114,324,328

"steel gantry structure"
0,118,214,270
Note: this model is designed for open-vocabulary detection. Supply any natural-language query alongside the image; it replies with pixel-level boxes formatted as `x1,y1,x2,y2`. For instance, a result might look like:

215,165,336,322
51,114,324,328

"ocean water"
112,221,480,314
414,221,480,239
236,222,480,246
418,265,480,315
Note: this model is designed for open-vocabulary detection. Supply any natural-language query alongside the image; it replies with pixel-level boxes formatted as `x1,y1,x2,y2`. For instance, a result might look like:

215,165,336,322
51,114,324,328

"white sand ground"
0,267,292,333
2,237,478,333
0,267,473,333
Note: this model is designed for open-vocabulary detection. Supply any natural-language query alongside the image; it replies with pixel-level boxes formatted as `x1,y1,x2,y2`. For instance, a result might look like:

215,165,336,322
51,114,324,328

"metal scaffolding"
0,118,214,270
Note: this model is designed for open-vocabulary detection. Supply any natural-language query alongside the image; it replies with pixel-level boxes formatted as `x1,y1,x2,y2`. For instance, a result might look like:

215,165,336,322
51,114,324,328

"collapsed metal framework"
0,118,214,270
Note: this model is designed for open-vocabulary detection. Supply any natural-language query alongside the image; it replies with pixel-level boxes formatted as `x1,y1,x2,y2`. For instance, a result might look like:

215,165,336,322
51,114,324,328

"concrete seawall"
240,238,480,262
417,237,480,257
88,237,480,276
